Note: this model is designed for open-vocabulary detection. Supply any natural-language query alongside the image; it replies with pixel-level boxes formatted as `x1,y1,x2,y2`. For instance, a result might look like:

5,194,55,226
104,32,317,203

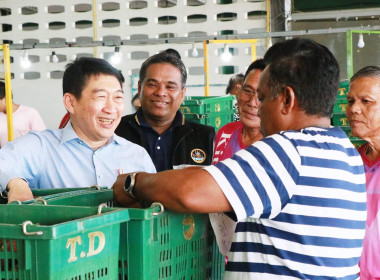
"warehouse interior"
1,0,379,129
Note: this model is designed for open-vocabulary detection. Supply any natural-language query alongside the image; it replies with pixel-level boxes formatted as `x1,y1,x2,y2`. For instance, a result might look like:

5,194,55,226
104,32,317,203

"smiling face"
347,77,380,141
64,74,124,150
139,63,186,125
237,69,262,130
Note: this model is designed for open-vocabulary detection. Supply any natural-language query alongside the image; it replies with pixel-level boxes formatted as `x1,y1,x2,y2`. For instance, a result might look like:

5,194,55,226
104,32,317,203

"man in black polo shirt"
115,52,215,171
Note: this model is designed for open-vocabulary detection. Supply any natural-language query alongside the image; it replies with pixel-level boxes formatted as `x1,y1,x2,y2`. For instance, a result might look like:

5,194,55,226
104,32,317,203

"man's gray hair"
350,66,380,83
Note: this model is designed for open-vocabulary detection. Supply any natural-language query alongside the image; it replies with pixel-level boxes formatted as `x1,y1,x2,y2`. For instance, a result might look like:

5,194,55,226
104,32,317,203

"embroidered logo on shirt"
191,148,206,164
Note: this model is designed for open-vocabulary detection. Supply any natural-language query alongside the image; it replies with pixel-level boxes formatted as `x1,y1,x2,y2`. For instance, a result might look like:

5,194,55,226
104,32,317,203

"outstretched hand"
7,178,34,203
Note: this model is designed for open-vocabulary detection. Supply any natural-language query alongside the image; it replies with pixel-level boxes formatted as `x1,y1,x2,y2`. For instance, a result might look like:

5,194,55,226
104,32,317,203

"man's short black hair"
63,57,125,99
244,59,266,80
0,81,5,100
264,38,340,118
160,48,181,59
139,52,187,89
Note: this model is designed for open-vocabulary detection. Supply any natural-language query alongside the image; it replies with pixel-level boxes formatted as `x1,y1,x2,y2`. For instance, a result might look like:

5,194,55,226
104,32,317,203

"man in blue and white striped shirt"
113,38,366,279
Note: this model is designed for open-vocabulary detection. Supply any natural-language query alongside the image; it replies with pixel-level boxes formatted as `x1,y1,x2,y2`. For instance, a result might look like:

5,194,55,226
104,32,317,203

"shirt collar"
135,109,185,128
60,121,125,146
60,121,79,144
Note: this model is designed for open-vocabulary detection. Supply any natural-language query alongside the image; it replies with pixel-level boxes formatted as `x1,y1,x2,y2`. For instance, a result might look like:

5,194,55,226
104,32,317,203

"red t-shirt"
212,121,245,165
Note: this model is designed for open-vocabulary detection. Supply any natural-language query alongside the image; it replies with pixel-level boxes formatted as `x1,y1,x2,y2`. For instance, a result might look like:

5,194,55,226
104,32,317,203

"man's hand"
7,178,33,203
112,173,141,208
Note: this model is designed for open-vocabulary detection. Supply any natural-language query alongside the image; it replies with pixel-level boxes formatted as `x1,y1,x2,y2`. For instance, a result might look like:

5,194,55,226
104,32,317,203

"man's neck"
141,111,177,135
288,112,331,132
3,103,20,114
241,127,263,147
70,121,109,151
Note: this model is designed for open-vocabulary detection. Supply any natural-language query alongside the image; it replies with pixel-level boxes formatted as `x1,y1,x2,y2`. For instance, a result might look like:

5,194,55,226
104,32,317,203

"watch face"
124,175,132,191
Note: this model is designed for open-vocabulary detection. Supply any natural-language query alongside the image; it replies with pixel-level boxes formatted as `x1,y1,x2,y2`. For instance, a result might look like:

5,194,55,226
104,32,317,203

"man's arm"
113,168,233,213
6,178,34,203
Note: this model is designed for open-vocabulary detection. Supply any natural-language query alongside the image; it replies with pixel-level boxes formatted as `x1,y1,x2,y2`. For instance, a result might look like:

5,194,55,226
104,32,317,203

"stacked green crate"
0,204,129,280
332,80,366,148
7,188,225,280
180,96,235,131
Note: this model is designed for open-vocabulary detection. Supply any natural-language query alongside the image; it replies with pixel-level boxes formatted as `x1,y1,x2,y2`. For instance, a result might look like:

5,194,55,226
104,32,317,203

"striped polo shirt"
205,126,366,279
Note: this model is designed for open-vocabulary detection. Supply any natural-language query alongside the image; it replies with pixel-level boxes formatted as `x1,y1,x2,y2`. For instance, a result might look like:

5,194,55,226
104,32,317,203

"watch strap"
124,172,139,199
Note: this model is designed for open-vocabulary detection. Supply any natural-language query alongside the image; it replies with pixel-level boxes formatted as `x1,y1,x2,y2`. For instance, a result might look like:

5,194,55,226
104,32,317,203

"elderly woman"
211,59,265,255
346,65,380,279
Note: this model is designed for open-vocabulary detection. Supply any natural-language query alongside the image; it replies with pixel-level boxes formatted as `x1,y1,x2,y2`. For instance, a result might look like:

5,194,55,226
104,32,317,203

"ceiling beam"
5,24,380,50
290,8,380,21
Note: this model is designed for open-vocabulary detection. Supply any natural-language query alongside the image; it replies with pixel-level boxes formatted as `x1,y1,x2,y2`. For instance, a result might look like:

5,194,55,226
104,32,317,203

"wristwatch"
0,186,9,199
124,172,139,199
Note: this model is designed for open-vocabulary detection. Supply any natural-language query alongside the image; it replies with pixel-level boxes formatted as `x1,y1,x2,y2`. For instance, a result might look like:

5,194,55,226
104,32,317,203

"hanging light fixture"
221,44,232,61
191,44,198,57
51,51,59,63
357,34,365,48
20,50,31,69
110,46,122,65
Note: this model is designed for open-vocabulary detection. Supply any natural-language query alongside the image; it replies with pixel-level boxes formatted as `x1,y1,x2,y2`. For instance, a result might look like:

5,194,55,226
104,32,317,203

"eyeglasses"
238,85,259,102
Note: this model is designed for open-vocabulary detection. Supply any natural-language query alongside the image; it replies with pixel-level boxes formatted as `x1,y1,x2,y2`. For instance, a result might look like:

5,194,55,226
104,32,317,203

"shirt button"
158,137,161,140
79,140,83,144
157,146,160,150
98,175,103,179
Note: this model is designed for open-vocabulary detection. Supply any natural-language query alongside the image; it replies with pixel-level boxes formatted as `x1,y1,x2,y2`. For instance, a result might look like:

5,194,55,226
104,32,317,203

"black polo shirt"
135,109,184,172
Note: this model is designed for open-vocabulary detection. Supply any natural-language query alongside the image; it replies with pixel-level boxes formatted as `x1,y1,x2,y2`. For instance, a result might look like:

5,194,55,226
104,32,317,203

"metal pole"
203,40,209,96
2,44,14,142
346,30,353,79
92,0,98,58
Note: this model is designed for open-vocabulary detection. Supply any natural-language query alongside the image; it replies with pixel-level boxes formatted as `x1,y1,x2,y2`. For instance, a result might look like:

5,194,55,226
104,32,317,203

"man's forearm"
133,169,232,214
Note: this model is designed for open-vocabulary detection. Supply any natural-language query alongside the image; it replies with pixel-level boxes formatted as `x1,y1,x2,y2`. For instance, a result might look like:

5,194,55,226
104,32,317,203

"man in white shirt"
0,57,155,203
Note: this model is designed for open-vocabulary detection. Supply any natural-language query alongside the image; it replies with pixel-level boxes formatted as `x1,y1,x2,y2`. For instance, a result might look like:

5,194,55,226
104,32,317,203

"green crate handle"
35,197,47,205
151,202,164,216
89,185,101,190
9,199,22,204
97,203,108,214
22,220,43,236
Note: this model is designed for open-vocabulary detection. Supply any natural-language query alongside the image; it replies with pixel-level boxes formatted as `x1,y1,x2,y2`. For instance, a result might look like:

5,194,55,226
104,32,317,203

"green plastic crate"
29,188,113,206
340,126,366,148
184,110,235,131
1,186,108,205
332,113,349,127
333,99,348,114
180,96,234,114
0,204,129,280
31,186,108,197
336,80,349,100
350,138,366,148
24,190,225,279
121,205,225,280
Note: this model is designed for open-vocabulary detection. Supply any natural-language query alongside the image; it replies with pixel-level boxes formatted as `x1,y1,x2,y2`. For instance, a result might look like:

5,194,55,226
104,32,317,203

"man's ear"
63,93,75,114
280,86,296,115
137,81,141,96
180,87,186,102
